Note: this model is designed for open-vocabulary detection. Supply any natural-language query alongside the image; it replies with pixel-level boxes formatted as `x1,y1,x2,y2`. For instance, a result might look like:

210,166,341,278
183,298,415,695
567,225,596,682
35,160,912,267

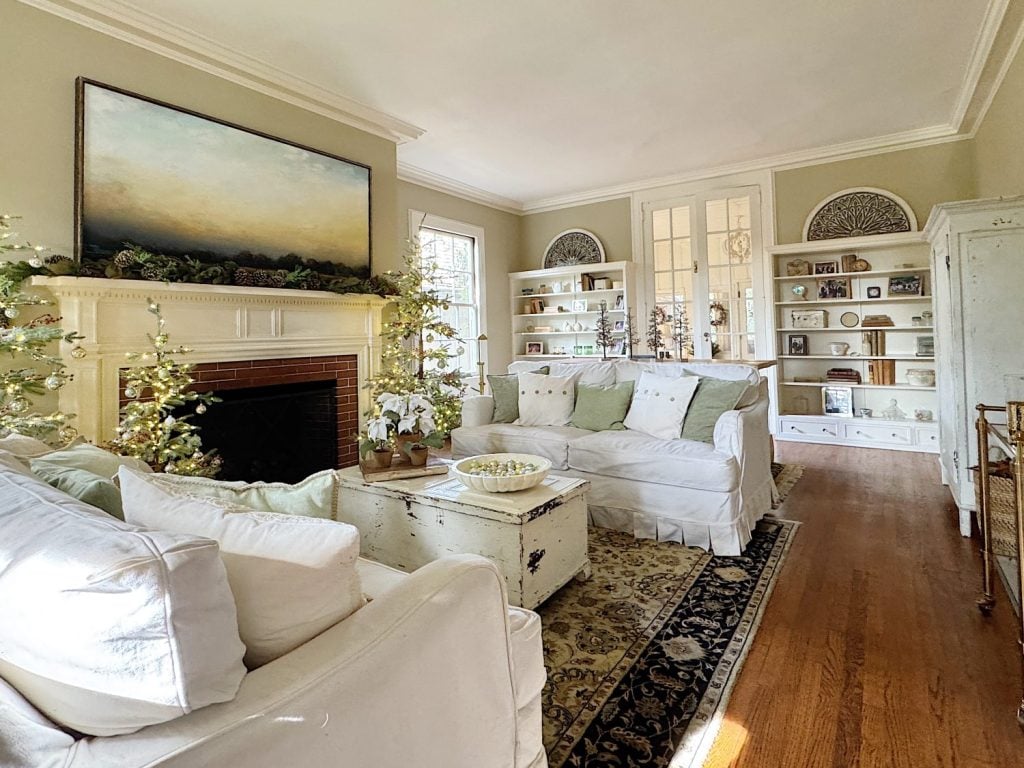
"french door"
639,186,765,361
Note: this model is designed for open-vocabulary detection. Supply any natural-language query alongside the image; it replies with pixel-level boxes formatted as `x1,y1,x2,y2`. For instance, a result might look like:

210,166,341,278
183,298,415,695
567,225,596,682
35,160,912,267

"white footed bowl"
452,453,551,493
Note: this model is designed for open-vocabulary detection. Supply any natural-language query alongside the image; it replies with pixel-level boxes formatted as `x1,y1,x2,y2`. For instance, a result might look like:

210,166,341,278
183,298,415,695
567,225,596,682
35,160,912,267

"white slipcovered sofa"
0,453,547,768
453,360,774,556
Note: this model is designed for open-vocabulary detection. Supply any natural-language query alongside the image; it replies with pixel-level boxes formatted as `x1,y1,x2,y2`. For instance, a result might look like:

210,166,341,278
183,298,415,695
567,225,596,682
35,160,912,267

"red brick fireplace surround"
120,354,361,468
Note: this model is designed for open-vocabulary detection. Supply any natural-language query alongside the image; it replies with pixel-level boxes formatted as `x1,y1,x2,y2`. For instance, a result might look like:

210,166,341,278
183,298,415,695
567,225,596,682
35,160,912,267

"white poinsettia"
367,416,390,444
417,414,437,436
397,414,419,434
376,392,406,417
407,393,434,415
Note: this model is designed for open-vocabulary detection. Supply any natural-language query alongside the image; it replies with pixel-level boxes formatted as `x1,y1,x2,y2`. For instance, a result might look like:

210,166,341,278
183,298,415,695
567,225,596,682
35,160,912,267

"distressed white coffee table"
335,466,591,609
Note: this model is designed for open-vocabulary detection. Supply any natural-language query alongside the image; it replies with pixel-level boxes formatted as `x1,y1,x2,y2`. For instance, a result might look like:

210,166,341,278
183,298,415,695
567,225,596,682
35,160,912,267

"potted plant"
377,392,444,466
358,415,395,469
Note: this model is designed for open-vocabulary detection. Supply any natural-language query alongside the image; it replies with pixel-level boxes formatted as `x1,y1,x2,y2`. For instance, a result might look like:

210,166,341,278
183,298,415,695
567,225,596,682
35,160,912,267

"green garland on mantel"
1,244,398,297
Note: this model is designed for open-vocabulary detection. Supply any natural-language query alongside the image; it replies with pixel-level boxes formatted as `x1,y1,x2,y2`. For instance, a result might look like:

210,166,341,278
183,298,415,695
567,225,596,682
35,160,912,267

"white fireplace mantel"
31,277,387,443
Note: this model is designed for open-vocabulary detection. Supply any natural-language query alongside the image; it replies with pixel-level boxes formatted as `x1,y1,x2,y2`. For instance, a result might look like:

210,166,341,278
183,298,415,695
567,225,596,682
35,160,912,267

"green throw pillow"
30,462,124,520
681,377,751,443
570,381,635,431
143,469,336,519
31,443,152,480
489,366,549,423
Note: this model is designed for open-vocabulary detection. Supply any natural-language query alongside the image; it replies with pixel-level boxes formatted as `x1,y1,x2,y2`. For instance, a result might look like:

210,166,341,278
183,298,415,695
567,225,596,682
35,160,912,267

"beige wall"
518,198,632,271
397,181,521,371
974,39,1024,199
773,141,976,245
0,0,400,272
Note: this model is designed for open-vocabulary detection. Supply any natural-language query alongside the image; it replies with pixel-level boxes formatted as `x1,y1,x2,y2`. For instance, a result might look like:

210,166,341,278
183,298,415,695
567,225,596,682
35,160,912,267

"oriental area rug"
539,463,803,768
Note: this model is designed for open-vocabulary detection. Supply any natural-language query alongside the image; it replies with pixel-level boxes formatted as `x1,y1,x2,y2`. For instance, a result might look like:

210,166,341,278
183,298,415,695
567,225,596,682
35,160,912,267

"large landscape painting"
76,79,371,276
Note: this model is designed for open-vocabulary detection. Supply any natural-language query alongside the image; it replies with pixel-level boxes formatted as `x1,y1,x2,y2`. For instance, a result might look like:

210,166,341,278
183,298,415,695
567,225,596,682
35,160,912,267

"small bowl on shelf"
906,369,936,387
452,453,551,493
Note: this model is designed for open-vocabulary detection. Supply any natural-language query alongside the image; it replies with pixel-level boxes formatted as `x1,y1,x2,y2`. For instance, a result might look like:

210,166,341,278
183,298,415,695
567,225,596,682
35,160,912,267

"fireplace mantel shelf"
31,276,385,444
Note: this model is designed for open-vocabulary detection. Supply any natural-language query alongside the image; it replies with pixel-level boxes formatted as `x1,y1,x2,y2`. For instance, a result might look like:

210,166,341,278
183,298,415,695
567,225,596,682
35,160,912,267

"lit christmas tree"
106,299,221,476
595,300,614,360
0,215,82,443
365,243,465,435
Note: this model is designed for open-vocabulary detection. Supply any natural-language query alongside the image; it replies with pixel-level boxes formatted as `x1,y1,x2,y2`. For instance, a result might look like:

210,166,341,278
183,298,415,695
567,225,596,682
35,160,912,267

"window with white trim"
414,213,485,377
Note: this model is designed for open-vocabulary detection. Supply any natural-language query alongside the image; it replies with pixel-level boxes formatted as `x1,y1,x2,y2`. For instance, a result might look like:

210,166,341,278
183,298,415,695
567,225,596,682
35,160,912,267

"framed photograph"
613,320,625,331
787,334,809,356
866,286,882,299
610,338,625,355
613,295,624,310
887,273,925,297
525,341,545,356
840,254,857,273
822,386,854,418
817,277,850,300
813,260,839,275
75,79,371,275
791,309,828,329
786,259,811,276
571,299,588,313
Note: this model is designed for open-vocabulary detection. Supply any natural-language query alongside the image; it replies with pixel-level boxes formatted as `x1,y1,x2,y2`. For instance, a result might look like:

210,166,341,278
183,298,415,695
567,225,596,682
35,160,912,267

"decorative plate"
840,311,860,328
542,229,606,269
803,187,917,241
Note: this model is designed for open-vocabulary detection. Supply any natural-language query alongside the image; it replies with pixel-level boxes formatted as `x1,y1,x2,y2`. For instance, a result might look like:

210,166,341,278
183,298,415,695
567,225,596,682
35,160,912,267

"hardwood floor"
703,443,1024,768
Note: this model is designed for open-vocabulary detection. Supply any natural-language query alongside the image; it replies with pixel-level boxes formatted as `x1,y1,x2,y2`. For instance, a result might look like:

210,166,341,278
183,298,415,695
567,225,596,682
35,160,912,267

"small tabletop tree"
0,215,82,443
594,300,614,360
671,303,691,360
106,299,221,476
647,306,669,359
623,310,640,360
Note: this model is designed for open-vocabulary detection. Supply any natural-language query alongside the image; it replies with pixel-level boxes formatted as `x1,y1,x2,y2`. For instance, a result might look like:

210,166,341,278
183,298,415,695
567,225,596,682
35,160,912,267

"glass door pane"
703,196,755,360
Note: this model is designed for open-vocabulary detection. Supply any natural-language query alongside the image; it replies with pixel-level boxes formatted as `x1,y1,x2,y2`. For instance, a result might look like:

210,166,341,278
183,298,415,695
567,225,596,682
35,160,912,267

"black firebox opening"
179,379,338,483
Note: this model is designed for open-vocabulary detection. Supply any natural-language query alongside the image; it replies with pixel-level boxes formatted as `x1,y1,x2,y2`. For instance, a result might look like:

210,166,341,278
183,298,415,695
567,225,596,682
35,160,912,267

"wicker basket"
974,464,1019,558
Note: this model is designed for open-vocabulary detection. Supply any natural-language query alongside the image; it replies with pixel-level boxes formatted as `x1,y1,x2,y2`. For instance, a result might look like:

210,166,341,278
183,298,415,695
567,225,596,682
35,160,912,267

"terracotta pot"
394,432,423,458
364,448,394,470
408,446,429,466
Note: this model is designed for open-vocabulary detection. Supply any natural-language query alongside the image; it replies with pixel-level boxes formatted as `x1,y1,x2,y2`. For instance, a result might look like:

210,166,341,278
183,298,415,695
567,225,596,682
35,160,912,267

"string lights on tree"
0,214,82,442
106,299,221,476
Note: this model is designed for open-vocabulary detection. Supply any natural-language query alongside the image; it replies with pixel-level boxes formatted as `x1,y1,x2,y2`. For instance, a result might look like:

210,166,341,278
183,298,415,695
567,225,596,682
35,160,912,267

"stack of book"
861,330,886,355
867,359,897,384
862,314,894,327
826,367,862,384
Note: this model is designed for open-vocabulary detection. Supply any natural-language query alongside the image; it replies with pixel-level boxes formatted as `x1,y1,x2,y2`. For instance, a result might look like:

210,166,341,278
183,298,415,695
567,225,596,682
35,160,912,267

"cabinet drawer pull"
789,425,803,433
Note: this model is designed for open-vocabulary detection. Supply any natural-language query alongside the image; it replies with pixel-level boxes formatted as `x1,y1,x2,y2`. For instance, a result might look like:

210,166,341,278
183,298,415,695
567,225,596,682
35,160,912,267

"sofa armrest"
462,395,495,427
72,556,526,768
712,379,770,460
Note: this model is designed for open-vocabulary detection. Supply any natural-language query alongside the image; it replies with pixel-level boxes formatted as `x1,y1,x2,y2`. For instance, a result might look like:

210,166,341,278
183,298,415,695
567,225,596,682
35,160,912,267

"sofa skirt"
551,469,774,556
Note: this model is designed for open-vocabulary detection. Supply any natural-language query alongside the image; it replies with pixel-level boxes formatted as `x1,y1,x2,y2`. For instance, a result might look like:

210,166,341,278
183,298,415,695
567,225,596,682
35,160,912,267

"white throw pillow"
623,371,700,440
119,468,365,669
0,461,245,737
143,469,336,519
515,371,576,427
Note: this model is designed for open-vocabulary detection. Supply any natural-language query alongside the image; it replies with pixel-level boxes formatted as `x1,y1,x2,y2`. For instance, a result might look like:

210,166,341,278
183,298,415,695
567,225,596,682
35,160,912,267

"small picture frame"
525,341,545,355
791,309,828,329
613,295,624,310
786,259,811,276
571,299,588,313
813,260,839,275
817,277,850,300
787,334,809,356
840,254,857,273
866,286,882,299
610,338,625,355
613,320,625,331
822,386,854,418
887,273,924,297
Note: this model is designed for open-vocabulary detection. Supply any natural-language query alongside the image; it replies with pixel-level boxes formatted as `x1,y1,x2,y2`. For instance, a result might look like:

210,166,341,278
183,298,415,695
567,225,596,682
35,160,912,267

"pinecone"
233,267,258,286
298,272,321,290
140,264,164,281
113,249,137,268
267,270,287,288
45,254,72,266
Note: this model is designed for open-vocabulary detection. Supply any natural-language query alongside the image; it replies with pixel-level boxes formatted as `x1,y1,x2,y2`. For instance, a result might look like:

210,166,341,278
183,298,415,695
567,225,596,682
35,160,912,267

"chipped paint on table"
335,466,591,609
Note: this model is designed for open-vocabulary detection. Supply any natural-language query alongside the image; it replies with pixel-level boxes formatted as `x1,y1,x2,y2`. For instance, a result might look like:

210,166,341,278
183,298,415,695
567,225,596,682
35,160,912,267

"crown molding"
949,0,1010,132
966,3,1024,137
397,163,524,215
519,124,963,214
17,0,424,144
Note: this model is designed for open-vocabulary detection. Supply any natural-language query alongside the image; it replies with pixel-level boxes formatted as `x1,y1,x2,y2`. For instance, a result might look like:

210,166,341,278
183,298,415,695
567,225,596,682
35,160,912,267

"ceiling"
55,0,1005,209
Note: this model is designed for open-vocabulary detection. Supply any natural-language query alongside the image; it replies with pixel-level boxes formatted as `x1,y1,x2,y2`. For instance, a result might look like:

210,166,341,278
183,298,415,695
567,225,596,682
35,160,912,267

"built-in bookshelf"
768,232,938,453
509,261,636,361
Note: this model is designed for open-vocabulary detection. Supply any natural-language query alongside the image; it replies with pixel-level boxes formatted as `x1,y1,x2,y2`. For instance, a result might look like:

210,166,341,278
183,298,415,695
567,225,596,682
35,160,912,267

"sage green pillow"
570,381,635,431
681,377,751,443
489,366,549,423
142,469,337,519
30,462,124,520
30,443,152,480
